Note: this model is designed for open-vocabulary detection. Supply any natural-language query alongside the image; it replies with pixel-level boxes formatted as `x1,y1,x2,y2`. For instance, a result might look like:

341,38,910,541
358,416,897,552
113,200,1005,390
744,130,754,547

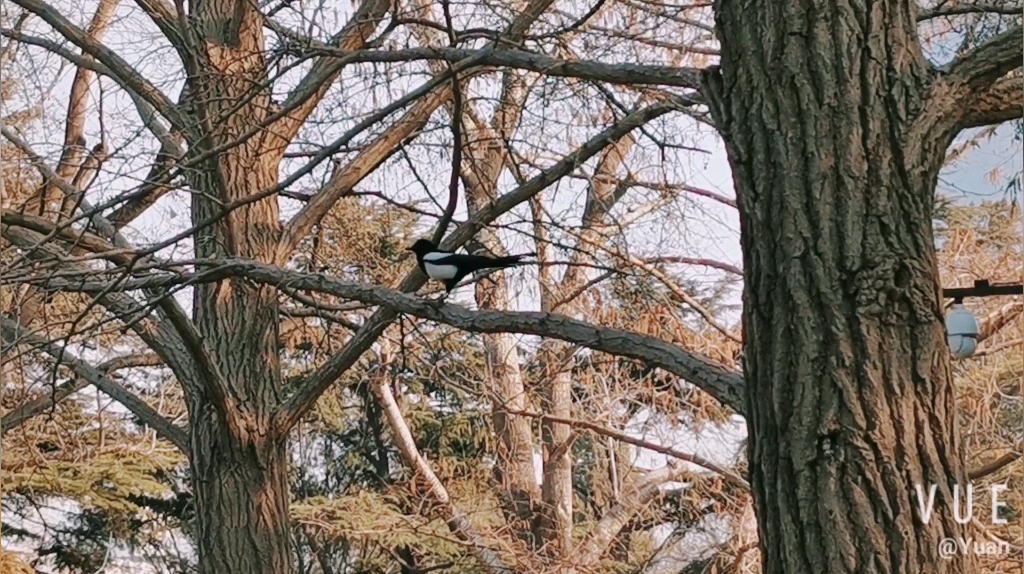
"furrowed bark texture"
184,0,290,571
705,1,969,573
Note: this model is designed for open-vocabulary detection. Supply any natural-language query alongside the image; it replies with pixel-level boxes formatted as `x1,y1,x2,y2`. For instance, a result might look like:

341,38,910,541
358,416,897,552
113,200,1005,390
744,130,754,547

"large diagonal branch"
573,462,689,567
918,25,1024,138
1,220,234,431
23,0,120,216
943,25,1023,90
271,0,391,143
272,100,686,432
961,75,1023,129
371,378,512,574
0,318,189,454
10,0,188,132
1,350,162,434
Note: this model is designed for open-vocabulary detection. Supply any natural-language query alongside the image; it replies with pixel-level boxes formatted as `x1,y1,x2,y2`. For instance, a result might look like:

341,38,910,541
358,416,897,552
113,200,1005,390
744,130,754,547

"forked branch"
10,0,188,132
0,318,189,454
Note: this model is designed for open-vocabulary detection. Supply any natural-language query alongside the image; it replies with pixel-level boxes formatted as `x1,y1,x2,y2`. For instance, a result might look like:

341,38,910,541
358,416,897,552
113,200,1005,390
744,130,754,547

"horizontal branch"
310,46,704,89
35,258,745,414
917,3,1024,21
505,407,748,488
1,318,189,454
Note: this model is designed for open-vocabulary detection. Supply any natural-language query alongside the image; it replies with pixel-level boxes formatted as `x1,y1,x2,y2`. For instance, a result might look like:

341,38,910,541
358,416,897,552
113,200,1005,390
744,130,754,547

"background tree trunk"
704,1,970,573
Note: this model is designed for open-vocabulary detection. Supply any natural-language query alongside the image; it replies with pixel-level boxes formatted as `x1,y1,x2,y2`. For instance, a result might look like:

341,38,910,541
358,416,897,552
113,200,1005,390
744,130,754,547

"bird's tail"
491,252,536,268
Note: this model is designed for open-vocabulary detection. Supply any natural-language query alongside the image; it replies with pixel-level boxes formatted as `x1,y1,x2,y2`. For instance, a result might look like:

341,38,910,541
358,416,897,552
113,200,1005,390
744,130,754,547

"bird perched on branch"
407,239,535,294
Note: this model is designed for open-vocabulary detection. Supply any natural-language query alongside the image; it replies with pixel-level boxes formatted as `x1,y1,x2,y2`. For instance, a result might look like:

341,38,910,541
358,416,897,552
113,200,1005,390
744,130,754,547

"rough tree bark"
702,1,1020,573
181,0,294,571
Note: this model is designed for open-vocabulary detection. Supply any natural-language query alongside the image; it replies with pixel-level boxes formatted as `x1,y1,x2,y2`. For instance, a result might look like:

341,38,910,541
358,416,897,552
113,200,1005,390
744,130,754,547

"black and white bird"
407,239,534,293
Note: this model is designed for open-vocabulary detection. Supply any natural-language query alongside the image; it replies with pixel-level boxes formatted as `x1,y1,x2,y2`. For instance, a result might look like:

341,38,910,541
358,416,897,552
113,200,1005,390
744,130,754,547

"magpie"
407,239,534,293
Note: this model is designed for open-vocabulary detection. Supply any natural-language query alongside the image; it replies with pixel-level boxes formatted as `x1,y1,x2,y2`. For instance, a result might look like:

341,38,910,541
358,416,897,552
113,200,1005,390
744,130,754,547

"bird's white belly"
424,261,458,280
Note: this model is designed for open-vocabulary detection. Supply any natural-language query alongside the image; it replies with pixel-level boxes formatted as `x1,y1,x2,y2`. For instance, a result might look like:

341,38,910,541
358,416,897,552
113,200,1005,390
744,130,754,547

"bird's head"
407,239,437,257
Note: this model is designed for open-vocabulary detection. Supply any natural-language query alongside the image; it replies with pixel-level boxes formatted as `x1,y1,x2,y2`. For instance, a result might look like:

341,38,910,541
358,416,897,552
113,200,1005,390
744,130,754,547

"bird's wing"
423,252,490,266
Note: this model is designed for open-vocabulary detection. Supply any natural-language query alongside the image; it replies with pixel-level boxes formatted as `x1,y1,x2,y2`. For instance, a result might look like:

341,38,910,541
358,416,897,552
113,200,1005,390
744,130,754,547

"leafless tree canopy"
1,0,1021,572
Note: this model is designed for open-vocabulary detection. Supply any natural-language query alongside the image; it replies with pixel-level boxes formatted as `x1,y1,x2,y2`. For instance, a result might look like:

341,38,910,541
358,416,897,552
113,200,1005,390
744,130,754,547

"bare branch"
1,351,162,433
130,0,189,51
19,0,120,216
430,0,463,246
371,379,513,574
917,3,1024,21
305,46,704,89
1,318,189,454
271,0,391,143
505,407,748,488
273,101,690,432
576,461,689,566
10,0,188,132
643,256,743,276
275,0,574,263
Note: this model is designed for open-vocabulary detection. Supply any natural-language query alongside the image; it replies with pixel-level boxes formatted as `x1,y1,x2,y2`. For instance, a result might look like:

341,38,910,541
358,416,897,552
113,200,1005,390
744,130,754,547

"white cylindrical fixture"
946,304,979,359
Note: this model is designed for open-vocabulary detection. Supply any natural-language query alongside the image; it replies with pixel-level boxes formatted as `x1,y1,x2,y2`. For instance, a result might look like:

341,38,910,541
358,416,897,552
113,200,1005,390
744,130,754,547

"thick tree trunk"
183,0,291,572
191,402,293,573
704,1,970,573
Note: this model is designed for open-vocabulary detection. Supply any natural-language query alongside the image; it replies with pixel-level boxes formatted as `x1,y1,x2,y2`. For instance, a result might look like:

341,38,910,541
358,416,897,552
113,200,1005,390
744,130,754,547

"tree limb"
961,75,1023,129
272,100,689,432
942,25,1023,91
305,46,704,89
575,461,689,567
0,318,189,454
371,378,513,574
1,351,162,434
45,257,746,415
504,407,748,488
10,0,188,133
917,3,1024,21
